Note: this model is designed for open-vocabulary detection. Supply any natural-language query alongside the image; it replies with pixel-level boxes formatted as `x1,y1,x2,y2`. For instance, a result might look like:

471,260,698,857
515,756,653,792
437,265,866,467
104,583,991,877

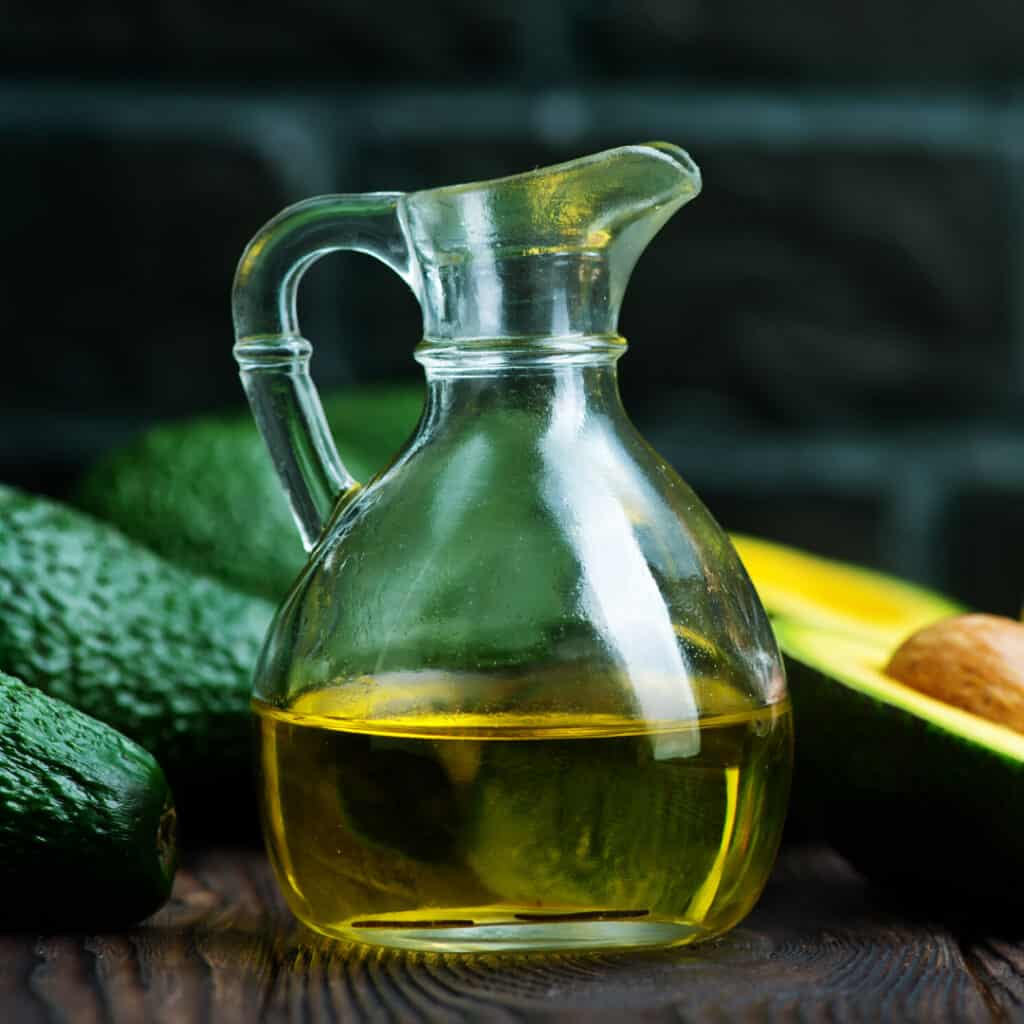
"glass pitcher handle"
232,193,413,550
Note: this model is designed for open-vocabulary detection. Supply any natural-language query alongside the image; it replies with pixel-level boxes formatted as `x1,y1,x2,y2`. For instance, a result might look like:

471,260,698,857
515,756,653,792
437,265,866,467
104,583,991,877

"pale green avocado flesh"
775,619,1024,766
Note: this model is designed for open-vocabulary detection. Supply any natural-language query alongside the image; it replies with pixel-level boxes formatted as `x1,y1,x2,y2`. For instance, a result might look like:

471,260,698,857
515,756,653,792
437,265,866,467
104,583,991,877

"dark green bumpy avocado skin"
0,485,274,830
76,387,424,601
0,670,176,929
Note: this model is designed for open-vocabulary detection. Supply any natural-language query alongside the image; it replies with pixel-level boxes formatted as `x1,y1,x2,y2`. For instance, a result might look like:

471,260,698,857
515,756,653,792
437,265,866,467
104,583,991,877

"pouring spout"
401,143,701,344
593,143,702,313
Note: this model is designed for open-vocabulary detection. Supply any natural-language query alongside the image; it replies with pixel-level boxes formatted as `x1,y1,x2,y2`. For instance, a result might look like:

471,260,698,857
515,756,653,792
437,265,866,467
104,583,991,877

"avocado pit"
885,613,1024,735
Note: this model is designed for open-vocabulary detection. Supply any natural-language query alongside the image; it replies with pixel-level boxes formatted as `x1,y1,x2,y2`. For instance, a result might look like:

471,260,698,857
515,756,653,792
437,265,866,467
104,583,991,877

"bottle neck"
417,342,629,431
414,252,620,343
415,333,625,374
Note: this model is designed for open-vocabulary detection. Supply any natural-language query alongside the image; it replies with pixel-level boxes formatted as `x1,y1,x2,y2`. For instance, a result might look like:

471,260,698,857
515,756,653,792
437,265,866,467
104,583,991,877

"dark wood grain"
0,845,1019,1022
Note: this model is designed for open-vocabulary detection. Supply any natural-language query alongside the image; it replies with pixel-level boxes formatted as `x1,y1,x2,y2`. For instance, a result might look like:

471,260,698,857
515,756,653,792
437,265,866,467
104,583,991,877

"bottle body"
253,358,791,952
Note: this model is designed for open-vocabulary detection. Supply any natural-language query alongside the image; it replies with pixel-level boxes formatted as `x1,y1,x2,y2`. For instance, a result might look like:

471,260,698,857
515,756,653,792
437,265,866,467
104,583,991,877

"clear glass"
233,143,791,953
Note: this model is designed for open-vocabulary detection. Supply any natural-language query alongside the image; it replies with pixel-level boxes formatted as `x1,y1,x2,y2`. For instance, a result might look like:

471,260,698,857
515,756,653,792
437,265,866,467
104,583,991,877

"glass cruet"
232,142,792,954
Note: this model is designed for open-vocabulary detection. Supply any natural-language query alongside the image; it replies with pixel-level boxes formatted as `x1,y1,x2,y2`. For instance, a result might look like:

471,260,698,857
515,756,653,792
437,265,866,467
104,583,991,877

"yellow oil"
255,680,791,953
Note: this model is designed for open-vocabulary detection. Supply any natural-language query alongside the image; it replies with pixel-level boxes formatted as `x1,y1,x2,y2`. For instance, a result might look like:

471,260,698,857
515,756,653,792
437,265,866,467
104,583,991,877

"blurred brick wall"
3,2,1024,612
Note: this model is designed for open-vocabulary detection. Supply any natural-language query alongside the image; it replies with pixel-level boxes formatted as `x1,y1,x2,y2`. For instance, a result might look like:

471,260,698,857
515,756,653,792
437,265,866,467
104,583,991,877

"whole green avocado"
0,670,176,928
0,485,274,830
76,386,424,600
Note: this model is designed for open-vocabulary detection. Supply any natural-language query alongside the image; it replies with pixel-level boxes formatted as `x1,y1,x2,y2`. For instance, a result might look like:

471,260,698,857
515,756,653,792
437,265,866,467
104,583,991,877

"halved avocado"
775,617,1024,909
731,534,964,645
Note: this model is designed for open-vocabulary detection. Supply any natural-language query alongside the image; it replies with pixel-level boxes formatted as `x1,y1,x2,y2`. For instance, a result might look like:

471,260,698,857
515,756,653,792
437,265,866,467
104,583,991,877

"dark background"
4,1,1023,613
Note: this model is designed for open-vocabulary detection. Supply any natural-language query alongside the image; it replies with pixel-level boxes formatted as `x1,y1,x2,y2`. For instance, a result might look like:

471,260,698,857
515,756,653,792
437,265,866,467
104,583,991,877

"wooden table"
1,844,1020,1022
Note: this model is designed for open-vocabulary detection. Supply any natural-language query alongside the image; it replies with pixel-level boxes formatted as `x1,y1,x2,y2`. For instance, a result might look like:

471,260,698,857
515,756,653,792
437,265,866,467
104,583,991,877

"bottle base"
302,908,713,953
